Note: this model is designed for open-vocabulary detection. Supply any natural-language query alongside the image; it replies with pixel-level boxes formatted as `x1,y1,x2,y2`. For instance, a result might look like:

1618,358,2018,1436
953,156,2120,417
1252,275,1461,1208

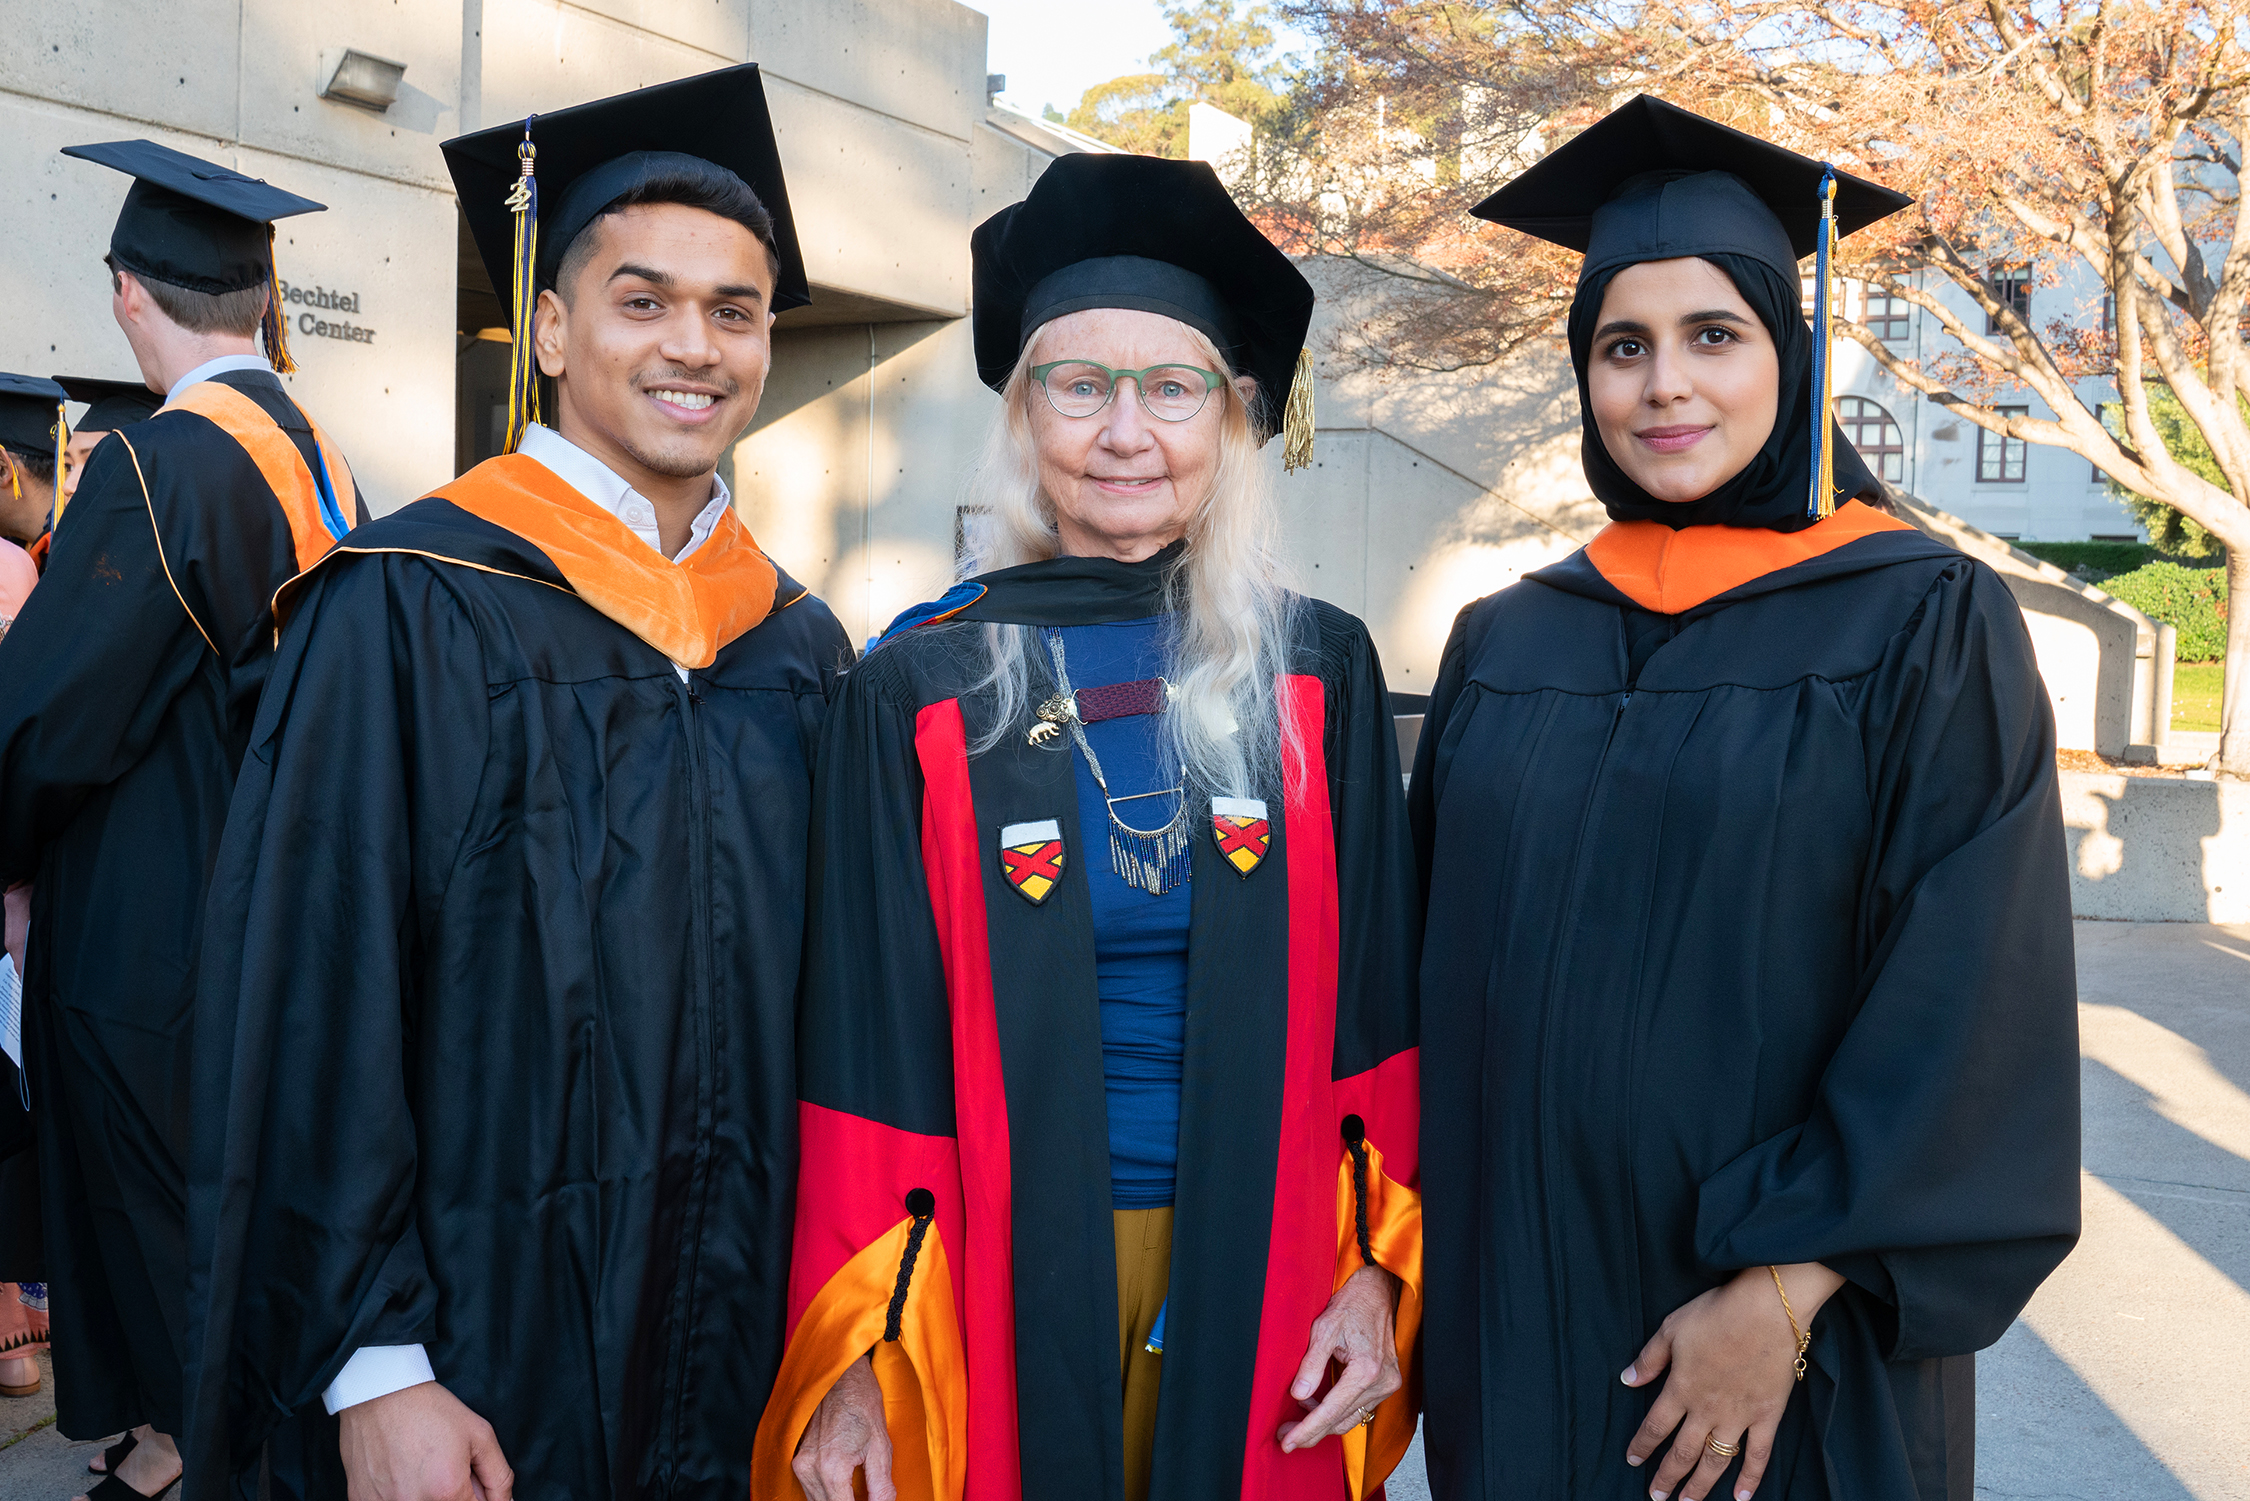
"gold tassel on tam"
49,401,69,527
262,227,297,375
1280,344,1315,472
503,120,542,454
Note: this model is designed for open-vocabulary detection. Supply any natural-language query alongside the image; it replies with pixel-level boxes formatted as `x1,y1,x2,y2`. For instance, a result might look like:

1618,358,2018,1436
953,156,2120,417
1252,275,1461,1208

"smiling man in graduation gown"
184,66,850,1501
0,143,357,1501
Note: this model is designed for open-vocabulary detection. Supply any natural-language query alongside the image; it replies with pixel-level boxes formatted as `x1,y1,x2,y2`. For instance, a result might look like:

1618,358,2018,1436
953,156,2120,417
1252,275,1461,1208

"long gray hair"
956,325,1301,802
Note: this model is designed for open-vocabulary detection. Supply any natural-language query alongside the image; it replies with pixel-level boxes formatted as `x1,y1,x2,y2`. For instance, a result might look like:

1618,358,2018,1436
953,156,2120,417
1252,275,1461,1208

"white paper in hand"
1,952,21,1078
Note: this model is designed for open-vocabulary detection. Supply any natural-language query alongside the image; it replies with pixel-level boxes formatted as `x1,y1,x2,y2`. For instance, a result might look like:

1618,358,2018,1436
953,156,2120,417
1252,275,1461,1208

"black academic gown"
1410,512,2080,1501
184,472,851,1501
755,553,1424,1501
0,368,360,1438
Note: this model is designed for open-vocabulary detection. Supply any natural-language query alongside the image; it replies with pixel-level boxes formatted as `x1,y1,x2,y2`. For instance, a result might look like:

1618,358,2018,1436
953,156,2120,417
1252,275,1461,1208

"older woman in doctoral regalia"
1411,99,2080,1501
754,154,1424,1501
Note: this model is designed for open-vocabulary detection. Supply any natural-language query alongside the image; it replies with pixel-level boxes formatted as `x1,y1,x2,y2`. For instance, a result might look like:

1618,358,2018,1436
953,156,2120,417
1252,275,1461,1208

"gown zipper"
1527,681,1633,1490
658,670,721,1494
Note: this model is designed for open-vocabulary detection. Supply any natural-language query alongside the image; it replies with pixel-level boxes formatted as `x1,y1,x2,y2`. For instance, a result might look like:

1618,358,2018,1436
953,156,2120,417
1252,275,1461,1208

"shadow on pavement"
1977,1320,2197,1499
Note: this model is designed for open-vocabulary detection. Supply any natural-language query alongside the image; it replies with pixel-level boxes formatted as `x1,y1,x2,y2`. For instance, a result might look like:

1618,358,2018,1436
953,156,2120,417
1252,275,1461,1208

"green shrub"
2101,562,2230,662
2017,540,2155,577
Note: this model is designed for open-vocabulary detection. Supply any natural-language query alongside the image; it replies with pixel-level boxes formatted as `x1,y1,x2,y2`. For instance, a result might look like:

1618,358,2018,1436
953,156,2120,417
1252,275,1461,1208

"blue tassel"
1145,1298,1167,1355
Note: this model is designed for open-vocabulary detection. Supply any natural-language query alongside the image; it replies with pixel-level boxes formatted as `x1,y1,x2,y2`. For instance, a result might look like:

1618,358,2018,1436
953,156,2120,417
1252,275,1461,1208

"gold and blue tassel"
504,118,542,454
1807,167,1839,519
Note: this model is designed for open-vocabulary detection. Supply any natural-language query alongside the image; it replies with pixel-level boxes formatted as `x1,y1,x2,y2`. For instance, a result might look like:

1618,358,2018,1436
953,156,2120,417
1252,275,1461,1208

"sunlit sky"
956,0,1314,121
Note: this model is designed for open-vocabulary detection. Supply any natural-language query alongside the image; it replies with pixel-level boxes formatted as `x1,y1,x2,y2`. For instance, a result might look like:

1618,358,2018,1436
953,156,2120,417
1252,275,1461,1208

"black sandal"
89,1433,137,1476
84,1469,179,1500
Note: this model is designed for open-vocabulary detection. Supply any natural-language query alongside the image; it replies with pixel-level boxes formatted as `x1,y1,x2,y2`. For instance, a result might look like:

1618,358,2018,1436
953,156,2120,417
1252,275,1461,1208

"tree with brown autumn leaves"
1262,0,2250,776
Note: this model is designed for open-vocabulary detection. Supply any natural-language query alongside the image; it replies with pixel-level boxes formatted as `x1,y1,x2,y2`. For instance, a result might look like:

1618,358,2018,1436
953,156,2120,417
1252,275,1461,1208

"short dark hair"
550,165,782,303
1,445,56,485
107,256,267,337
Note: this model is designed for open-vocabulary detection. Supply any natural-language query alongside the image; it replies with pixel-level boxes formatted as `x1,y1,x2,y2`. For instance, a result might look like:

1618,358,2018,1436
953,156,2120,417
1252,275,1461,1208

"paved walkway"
3,922,2242,1499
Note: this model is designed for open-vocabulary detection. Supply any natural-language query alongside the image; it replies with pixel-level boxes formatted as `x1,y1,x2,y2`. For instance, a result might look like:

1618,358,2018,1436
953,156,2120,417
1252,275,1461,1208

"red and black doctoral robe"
754,547,1424,1501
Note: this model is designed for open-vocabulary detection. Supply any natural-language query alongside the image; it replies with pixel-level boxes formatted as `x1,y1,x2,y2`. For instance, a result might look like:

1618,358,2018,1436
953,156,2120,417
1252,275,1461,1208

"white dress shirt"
165,353,273,403
515,422,731,565
320,425,735,1416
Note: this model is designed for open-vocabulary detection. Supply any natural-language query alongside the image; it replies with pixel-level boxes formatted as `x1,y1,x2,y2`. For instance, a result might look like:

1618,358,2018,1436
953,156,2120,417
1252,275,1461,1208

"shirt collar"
513,423,731,563
165,353,275,404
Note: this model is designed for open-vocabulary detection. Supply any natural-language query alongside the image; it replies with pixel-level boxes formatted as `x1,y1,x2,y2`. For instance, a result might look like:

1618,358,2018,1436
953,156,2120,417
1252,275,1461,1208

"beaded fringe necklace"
1042,630,1193,896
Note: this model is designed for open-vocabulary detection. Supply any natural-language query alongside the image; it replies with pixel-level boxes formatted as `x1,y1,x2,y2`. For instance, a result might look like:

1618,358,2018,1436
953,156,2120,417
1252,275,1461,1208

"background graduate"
756,153,1422,1501
184,65,850,1501
0,376,61,1405
0,144,357,1501
1409,98,2080,1501
55,376,164,510
0,374,69,551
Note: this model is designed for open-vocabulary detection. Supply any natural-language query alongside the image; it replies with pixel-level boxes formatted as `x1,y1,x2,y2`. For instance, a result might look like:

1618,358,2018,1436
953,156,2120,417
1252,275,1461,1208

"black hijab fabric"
1567,251,1880,533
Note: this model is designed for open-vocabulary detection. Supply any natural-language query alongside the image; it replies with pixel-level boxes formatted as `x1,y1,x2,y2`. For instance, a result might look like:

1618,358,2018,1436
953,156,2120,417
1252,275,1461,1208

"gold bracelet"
1768,1265,1810,1382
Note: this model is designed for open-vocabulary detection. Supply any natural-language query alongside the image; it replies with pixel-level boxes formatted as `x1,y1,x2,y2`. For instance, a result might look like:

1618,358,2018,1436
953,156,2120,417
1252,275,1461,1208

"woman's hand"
1277,1263,1403,1453
792,1353,892,1501
1622,1263,1844,1501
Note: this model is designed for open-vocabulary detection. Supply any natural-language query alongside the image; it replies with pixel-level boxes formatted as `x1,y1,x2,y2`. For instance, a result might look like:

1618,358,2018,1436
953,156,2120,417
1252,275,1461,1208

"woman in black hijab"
1411,98,2079,1501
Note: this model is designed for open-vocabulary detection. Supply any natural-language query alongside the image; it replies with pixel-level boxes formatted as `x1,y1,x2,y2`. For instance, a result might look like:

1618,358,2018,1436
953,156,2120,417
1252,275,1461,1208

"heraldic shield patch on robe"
1211,796,1270,877
999,818,1065,904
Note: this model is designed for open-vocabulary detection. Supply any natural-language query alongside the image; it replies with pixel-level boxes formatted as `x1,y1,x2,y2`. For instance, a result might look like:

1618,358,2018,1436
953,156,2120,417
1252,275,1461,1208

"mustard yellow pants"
1114,1207,1173,1501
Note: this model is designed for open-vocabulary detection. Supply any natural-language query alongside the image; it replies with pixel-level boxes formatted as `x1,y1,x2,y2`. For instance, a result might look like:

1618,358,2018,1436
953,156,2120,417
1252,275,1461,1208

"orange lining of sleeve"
162,383,357,573
435,453,778,668
1583,500,1915,615
1334,1138,1424,1501
751,1216,967,1501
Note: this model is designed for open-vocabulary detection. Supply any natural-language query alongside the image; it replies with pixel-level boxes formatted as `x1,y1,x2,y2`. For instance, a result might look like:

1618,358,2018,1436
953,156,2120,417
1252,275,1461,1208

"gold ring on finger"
1356,1406,1377,1427
1704,1434,1742,1460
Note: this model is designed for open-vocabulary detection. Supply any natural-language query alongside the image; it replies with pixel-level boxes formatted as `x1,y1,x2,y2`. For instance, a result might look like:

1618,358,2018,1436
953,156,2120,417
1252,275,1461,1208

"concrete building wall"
2063,770,2250,923
0,0,1021,543
1,0,464,515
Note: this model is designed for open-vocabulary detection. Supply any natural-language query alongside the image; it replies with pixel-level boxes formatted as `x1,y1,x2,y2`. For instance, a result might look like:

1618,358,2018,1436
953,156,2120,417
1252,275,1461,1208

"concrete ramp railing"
1891,491,2175,762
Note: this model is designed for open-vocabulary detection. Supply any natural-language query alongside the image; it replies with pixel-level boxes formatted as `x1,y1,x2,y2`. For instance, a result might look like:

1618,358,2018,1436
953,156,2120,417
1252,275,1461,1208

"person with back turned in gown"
0,141,359,1501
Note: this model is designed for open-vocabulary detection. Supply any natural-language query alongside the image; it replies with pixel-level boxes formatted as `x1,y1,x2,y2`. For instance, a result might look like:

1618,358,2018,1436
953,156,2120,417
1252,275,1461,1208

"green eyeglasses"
1031,360,1229,423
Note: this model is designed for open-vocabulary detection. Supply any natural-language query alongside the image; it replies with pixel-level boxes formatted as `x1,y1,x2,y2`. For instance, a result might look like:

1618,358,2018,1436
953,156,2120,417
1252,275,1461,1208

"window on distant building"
1977,406,2029,483
1800,274,1846,317
1987,266,2031,332
1836,395,1906,483
1862,286,1910,343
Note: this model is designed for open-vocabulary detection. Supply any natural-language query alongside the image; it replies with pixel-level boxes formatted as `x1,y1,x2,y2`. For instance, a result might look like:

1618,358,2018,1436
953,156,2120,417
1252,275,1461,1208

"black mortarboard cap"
443,65,807,454
0,375,69,462
1470,95,1911,283
443,64,808,312
62,140,325,295
972,154,1317,465
53,376,163,433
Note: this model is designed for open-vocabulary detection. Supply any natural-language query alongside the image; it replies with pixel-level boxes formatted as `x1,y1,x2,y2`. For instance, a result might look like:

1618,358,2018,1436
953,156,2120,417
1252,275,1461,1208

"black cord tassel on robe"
884,1188,937,1341
1342,1115,1374,1267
